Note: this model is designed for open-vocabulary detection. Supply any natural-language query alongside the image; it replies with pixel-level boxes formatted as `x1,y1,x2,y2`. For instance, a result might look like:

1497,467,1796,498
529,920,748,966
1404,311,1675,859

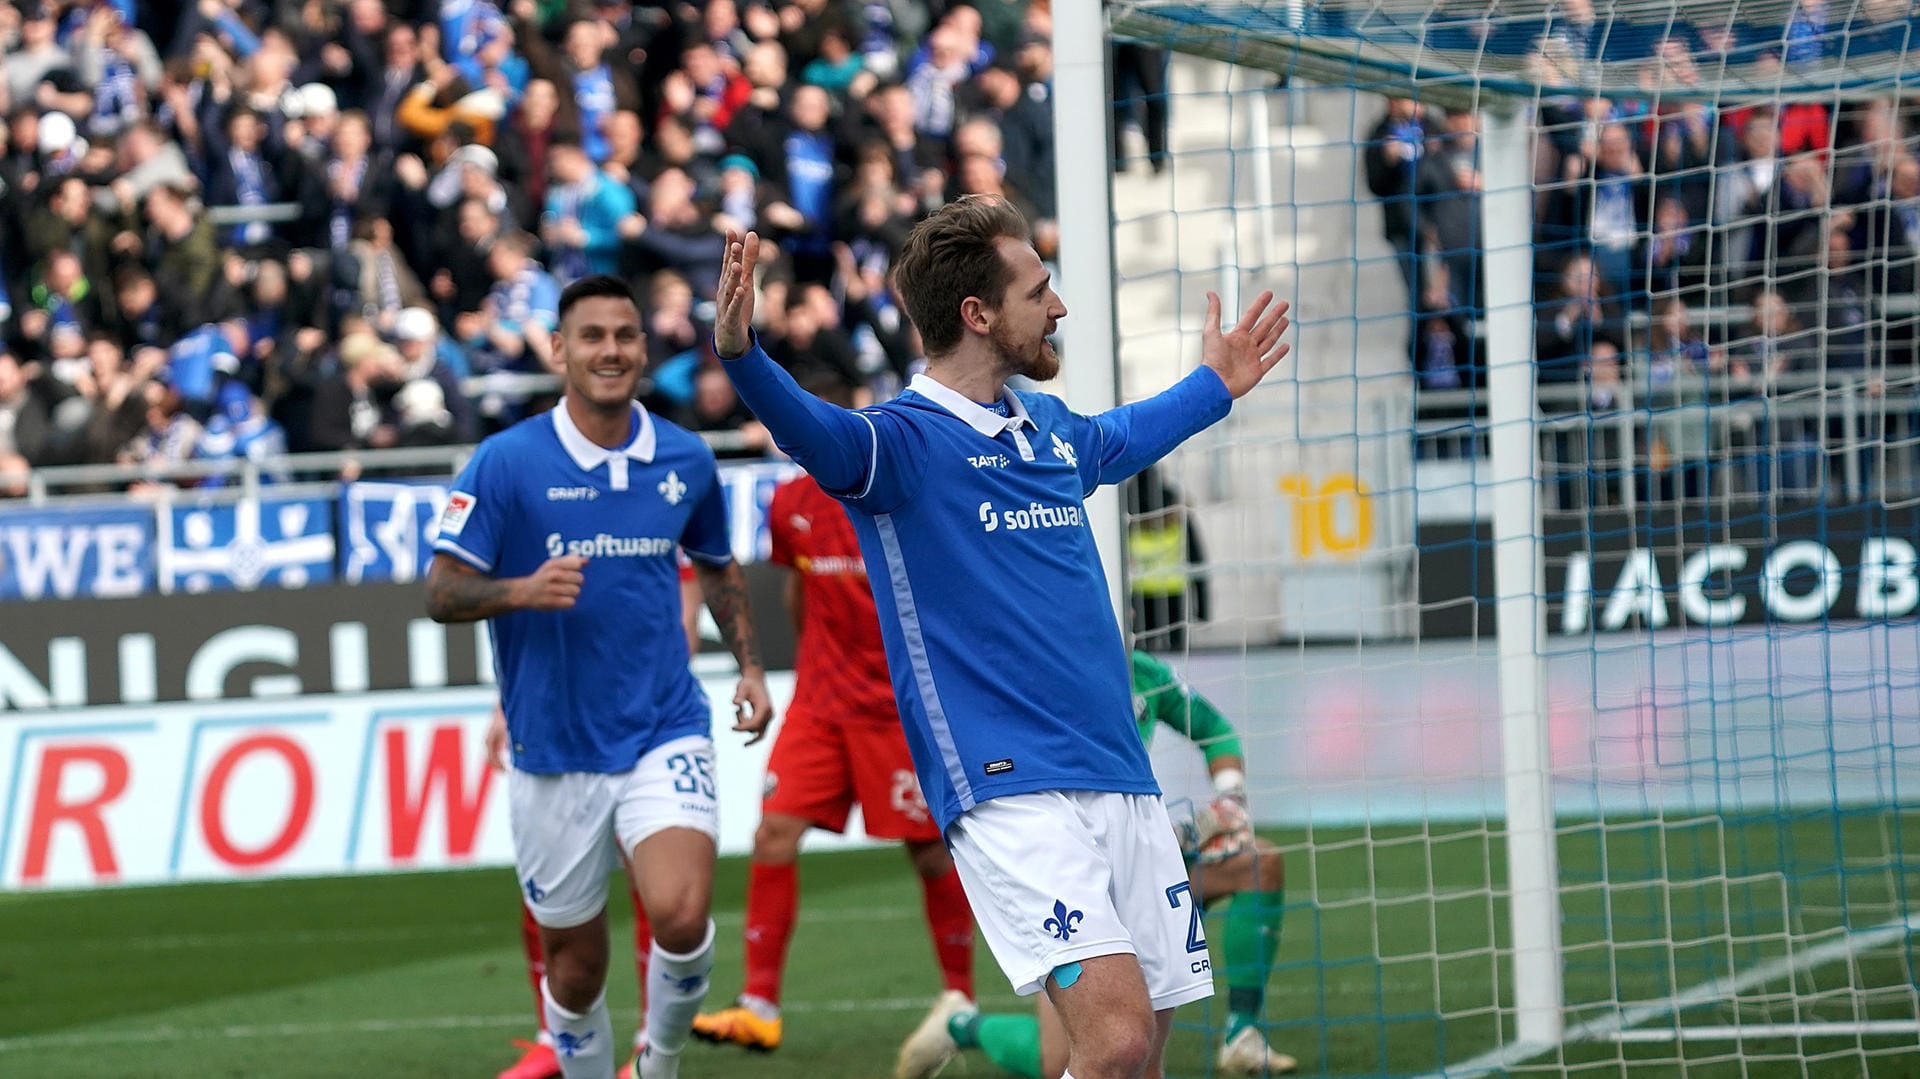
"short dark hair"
892,194,1029,356
558,274,640,325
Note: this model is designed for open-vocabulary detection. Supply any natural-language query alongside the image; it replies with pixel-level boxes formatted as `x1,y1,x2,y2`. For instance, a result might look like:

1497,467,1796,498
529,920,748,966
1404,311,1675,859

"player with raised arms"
691,374,978,1054
427,273,774,1079
713,195,1290,1079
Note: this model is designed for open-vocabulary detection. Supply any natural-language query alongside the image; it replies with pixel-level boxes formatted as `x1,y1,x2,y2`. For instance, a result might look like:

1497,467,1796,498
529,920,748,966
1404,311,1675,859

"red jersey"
767,475,897,724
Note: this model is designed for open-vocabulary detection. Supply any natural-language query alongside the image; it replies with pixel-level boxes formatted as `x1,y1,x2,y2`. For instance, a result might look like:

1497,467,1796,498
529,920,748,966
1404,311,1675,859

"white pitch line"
0,996,981,1054
1415,914,1920,1079
1611,1021,1920,1042
39,906,932,953
31,888,1443,953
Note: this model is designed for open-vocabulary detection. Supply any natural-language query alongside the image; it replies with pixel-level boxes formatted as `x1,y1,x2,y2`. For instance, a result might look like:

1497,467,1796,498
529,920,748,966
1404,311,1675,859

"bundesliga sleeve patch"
439,491,477,537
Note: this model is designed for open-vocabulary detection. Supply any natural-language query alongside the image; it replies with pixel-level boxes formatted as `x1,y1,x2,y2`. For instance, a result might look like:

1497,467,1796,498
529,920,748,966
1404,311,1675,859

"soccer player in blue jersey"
427,274,775,1079
713,196,1291,1079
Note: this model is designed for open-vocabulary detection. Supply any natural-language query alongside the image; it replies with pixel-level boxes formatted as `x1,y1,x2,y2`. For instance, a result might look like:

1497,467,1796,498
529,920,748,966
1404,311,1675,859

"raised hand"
1201,289,1291,399
714,230,762,359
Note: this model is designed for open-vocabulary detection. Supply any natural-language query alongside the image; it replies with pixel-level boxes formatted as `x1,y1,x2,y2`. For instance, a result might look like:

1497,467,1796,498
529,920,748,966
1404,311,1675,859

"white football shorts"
508,734,720,929
946,789,1215,1011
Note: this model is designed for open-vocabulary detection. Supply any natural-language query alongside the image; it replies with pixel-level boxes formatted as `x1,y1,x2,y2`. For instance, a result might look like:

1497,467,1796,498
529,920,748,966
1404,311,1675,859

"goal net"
1082,0,1920,1074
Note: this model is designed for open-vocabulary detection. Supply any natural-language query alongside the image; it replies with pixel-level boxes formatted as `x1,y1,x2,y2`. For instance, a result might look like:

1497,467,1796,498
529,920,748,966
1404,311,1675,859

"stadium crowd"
0,0,1065,495
1365,7,1920,499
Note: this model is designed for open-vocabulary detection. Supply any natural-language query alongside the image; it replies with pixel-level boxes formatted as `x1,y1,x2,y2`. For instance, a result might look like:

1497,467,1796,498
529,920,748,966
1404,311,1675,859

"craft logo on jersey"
546,485,599,501
658,470,687,506
1050,433,1077,467
977,500,1085,533
1044,899,1084,942
545,532,675,559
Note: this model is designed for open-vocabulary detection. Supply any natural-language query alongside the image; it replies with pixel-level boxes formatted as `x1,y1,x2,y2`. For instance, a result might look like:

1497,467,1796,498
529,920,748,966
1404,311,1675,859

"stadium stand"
0,0,1059,499
1368,17,1920,509
0,0,1908,513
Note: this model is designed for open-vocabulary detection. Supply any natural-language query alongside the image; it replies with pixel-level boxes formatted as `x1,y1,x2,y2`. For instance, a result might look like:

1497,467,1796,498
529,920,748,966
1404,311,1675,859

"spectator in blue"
1784,0,1828,67
541,137,636,281
202,107,286,249
442,0,511,77
772,83,840,282
196,380,289,486
907,23,974,156
1365,96,1428,349
73,3,162,141
164,319,247,419
513,6,641,164
1585,122,1650,304
468,229,559,373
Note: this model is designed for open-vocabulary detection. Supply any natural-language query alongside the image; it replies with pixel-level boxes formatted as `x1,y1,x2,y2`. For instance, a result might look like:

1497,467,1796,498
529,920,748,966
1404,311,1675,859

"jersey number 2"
1165,882,1209,954
666,753,715,798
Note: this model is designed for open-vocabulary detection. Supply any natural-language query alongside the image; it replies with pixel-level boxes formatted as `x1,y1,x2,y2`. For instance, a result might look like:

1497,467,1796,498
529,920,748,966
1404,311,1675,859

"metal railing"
15,428,765,505
1415,371,1920,511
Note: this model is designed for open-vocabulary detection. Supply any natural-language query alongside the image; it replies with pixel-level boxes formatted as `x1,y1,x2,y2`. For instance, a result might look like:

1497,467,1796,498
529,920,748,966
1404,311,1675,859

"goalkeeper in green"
895,650,1295,1078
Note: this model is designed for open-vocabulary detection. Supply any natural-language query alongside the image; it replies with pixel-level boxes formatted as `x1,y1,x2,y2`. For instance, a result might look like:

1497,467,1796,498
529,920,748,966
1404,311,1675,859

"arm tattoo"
695,561,763,671
426,556,516,623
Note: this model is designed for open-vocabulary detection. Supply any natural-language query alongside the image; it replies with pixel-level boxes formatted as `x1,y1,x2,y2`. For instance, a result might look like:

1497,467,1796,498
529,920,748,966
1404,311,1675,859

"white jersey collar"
908,373,1036,438
551,400,657,471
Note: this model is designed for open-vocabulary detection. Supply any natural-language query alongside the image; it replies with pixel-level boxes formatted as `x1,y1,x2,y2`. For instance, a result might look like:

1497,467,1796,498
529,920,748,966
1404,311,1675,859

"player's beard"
990,320,1059,382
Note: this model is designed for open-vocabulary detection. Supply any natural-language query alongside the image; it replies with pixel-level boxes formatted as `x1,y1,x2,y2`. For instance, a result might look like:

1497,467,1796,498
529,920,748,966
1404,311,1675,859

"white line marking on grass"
1415,914,1920,1078
38,889,1446,953
0,997,988,1053
1610,1021,1920,1042
36,907,934,953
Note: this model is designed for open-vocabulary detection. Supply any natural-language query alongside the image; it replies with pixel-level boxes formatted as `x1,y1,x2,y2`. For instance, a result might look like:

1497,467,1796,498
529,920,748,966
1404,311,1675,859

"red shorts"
762,710,939,842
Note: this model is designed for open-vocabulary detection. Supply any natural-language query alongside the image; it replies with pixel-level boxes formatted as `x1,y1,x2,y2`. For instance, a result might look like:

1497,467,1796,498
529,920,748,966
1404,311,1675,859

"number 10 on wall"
1277,472,1375,560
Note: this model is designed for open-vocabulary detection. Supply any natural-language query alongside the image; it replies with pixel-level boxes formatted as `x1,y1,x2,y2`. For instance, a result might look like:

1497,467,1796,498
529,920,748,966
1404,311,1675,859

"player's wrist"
1212,766,1247,801
713,330,756,361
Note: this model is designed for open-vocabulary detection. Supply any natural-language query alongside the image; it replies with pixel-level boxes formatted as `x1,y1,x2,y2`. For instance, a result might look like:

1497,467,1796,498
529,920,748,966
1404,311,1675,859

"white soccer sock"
643,919,715,1056
541,978,614,1079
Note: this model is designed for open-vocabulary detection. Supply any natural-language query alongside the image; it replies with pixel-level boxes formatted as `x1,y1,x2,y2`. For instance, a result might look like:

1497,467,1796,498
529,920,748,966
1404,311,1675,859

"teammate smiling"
428,274,774,1079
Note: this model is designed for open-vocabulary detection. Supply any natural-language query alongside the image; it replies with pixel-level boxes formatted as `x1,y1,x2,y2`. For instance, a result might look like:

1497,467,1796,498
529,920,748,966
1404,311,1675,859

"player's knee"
1078,1012,1155,1077
751,816,804,864
543,944,608,1010
649,902,712,954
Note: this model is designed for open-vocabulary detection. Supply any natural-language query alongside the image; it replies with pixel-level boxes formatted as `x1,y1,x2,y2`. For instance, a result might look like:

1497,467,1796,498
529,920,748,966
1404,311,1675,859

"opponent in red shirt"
691,469,976,1053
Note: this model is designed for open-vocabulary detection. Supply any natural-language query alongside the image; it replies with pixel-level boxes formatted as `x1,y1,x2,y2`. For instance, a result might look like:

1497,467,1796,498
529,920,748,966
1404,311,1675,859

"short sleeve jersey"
433,402,731,773
768,474,896,725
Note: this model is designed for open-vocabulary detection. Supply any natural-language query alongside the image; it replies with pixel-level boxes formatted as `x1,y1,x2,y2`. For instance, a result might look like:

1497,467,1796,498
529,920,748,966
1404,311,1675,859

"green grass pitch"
2,816,1916,1077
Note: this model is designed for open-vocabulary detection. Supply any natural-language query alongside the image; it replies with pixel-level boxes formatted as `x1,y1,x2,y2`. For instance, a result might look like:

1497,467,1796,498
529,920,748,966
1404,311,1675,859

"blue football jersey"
433,402,731,773
724,346,1232,829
